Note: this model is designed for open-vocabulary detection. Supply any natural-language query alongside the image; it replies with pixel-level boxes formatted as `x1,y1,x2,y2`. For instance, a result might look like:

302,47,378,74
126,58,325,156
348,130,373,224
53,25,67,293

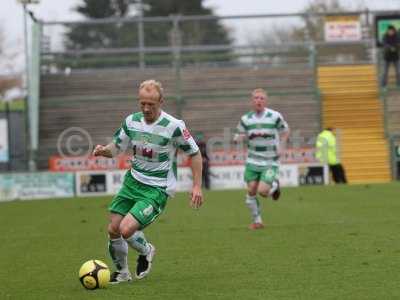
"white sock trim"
254,215,263,224
126,231,150,255
268,181,278,196
245,195,262,223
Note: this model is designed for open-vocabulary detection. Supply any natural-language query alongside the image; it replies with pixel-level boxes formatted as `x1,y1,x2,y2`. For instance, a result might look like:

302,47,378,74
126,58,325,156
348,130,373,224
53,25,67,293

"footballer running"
234,88,290,230
93,80,203,283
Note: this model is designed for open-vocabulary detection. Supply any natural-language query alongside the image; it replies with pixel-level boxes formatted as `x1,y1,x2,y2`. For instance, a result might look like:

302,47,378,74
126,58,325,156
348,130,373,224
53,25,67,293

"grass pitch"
0,183,399,300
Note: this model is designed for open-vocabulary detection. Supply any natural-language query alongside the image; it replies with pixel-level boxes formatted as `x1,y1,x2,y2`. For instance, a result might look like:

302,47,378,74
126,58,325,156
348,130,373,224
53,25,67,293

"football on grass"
79,260,110,290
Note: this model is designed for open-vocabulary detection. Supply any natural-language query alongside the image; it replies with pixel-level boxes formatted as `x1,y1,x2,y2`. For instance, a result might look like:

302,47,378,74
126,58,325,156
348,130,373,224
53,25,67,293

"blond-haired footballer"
93,80,203,282
234,88,289,230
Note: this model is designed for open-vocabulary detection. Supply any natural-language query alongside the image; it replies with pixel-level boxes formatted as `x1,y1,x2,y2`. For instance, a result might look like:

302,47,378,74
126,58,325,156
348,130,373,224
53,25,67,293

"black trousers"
329,164,347,184
202,160,210,189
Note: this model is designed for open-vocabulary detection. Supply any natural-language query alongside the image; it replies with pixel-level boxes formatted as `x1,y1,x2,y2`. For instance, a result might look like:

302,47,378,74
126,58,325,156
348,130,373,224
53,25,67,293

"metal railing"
13,9,400,172
37,10,397,71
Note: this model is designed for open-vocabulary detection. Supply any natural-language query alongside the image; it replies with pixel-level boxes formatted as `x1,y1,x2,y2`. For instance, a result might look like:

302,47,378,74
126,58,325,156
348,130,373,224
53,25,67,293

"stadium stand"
318,65,391,183
39,64,320,169
386,89,400,135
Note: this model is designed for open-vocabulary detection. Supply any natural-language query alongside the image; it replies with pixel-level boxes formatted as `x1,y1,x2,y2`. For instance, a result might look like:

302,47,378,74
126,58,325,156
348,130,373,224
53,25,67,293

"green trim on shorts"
244,164,279,185
109,171,168,229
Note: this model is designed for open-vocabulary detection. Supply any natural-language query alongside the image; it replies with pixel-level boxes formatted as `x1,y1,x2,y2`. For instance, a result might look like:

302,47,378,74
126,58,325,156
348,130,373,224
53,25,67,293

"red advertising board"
49,148,317,171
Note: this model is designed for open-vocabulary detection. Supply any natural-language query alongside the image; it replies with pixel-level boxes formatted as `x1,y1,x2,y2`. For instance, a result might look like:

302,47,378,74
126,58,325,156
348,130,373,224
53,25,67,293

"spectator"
195,132,210,189
381,25,400,87
316,128,347,184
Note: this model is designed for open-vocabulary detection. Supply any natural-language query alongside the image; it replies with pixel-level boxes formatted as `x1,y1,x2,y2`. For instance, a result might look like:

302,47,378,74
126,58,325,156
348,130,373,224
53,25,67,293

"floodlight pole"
20,0,38,171
22,3,37,171
23,3,30,96
137,0,145,69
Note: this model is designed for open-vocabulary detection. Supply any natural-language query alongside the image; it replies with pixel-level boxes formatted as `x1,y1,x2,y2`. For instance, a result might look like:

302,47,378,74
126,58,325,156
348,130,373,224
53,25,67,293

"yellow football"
78,260,110,290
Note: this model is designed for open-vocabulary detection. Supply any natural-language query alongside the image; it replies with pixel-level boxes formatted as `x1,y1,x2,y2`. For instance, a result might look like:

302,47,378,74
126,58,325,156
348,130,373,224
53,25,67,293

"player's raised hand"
93,145,108,157
190,185,203,209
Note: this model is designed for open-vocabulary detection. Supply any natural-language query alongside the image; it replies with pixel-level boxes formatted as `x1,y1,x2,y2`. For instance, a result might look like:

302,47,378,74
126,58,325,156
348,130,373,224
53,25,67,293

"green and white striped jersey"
236,108,289,168
113,110,199,196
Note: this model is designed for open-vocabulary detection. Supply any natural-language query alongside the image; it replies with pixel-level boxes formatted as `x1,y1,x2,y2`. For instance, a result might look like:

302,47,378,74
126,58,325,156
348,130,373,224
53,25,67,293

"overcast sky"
1,0,399,73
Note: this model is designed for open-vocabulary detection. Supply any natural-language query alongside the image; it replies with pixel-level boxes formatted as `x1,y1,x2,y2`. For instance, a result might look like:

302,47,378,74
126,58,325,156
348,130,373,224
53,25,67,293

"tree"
65,0,136,50
142,0,231,48
0,25,22,98
63,0,232,67
141,0,232,64
292,0,348,42
297,0,368,63
247,0,368,64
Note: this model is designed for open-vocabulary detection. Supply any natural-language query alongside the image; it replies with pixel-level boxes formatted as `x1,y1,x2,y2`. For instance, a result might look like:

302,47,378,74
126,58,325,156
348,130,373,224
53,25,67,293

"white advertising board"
324,15,362,42
0,172,74,202
74,164,329,197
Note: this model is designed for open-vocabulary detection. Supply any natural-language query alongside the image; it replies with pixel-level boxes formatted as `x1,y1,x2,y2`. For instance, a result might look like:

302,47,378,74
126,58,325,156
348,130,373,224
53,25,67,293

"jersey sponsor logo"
266,169,275,177
183,128,191,140
142,147,153,158
142,134,150,145
249,133,275,140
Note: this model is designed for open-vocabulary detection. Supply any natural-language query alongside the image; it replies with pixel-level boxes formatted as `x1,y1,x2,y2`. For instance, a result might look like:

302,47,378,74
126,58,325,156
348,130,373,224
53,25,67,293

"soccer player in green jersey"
234,88,290,230
93,80,203,283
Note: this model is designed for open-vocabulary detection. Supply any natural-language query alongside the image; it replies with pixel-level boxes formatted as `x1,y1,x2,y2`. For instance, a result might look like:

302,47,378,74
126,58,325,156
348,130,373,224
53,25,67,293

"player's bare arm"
279,129,290,156
189,151,203,209
233,133,246,143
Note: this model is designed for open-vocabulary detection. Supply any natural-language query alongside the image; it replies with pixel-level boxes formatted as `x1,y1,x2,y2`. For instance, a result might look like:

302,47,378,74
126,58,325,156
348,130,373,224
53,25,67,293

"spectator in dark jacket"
381,25,400,87
195,132,210,189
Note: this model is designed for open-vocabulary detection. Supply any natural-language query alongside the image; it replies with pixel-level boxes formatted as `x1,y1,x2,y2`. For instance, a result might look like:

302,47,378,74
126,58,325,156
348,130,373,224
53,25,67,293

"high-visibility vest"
315,130,339,165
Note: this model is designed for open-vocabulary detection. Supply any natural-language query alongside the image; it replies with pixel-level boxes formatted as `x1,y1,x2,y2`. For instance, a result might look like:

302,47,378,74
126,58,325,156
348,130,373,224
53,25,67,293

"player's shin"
245,194,262,224
125,230,151,255
108,237,129,273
